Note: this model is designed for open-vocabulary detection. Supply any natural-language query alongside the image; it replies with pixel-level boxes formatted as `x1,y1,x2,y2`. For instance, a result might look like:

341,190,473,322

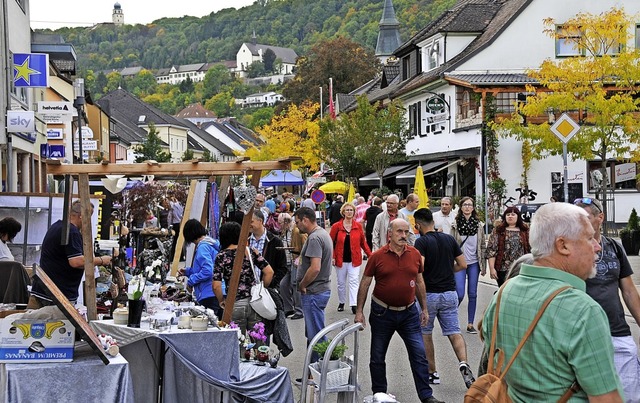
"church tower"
112,2,124,26
375,0,401,65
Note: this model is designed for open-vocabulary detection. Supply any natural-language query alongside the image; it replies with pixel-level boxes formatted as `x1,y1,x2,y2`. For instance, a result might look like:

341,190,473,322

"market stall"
45,157,299,323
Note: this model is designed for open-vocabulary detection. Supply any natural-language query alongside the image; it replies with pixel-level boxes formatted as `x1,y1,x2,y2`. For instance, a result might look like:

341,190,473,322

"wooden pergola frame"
46,157,300,323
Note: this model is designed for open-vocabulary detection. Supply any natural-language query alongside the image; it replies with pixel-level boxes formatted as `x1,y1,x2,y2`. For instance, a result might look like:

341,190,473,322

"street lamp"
73,78,84,164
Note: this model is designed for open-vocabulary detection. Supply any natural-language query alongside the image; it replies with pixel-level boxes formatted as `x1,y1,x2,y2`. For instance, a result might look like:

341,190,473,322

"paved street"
277,251,640,402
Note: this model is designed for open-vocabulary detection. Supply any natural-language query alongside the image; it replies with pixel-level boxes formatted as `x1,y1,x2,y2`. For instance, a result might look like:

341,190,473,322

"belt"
371,295,415,311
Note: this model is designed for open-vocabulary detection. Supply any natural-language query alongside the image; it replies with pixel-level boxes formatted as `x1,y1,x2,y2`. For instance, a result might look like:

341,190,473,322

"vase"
257,346,269,362
243,347,252,360
127,299,144,328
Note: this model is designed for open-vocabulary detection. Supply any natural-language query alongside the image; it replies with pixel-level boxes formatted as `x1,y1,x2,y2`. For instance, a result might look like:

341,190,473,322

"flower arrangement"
145,258,163,280
127,275,146,300
249,322,267,344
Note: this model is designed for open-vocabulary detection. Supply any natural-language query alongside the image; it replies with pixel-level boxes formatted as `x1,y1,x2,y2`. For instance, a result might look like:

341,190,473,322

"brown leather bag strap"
500,286,572,377
557,381,582,403
487,280,510,373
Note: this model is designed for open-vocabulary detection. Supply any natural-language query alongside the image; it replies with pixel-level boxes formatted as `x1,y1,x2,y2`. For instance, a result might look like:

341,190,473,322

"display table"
0,343,134,403
91,320,293,402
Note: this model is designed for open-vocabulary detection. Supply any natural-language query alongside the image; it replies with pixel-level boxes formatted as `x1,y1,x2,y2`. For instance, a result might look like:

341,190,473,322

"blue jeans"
301,290,331,362
369,300,433,400
421,291,461,336
455,261,480,324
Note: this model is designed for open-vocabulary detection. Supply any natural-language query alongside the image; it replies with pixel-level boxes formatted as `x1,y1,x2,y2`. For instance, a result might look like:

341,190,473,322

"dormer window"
425,40,440,71
138,115,146,123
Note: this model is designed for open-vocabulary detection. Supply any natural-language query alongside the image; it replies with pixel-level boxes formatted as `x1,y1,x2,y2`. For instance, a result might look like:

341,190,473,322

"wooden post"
171,179,198,276
222,170,261,324
79,174,98,320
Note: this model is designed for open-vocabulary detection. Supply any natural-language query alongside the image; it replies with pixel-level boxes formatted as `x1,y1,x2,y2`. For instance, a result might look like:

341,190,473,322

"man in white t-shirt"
433,197,454,235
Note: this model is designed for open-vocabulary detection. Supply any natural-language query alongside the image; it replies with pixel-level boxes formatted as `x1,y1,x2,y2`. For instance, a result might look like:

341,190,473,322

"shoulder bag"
246,247,278,320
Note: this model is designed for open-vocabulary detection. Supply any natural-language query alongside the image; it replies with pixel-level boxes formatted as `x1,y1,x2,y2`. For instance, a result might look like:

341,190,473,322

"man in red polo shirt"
355,219,443,403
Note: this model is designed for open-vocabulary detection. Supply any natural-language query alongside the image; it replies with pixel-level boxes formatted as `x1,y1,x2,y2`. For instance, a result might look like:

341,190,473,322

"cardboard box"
0,318,75,363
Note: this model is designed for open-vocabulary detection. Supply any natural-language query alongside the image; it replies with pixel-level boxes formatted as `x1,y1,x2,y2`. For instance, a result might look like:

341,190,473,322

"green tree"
202,149,218,162
204,92,235,117
202,64,235,99
283,36,380,105
263,48,277,72
135,122,171,162
179,76,194,93
246,61,266,78
182,149,195,161
104,71,123,94
319,96,411,186
128,69,158,97
495,7,640,216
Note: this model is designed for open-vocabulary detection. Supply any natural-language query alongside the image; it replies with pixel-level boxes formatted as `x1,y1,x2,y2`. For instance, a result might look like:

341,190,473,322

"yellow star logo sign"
14,56,40,85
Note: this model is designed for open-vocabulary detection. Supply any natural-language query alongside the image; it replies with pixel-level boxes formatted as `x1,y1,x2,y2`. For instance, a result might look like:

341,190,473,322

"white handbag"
246,247,278,320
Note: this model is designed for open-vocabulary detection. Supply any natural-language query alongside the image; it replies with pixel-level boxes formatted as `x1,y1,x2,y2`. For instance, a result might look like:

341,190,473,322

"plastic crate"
309,361,351,388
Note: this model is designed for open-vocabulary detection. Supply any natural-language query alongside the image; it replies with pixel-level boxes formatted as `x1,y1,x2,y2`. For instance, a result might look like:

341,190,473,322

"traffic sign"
550,113,580,144
311,189,326,204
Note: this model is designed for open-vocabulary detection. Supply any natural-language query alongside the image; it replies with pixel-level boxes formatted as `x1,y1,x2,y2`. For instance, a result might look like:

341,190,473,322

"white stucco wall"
457,0,640,73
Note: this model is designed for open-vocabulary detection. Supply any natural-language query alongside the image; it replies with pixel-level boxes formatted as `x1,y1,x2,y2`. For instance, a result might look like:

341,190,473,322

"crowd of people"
15,187,639,402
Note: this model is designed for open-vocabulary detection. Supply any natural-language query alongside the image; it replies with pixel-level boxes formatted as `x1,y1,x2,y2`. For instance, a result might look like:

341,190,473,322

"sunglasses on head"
574,197,602,213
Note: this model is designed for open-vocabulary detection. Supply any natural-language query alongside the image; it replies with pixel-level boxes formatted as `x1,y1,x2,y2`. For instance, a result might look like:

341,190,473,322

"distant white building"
235,35,297,78
156,63,217,85
112,3,124,25
240,92,284,108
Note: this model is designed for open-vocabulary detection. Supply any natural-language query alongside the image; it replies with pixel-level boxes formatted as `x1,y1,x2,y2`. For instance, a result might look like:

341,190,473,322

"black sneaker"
466,325,478,334
290,313,304,320
337,303,344,312
429,372,440,384
422,397,444,403
459,362,475,389
351,306,356,314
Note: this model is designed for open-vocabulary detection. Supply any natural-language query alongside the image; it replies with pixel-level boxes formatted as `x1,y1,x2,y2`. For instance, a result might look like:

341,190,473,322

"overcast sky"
30,0,255,29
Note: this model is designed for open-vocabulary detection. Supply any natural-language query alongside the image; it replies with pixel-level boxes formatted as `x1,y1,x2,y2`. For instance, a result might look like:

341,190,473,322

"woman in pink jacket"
330,202,372,314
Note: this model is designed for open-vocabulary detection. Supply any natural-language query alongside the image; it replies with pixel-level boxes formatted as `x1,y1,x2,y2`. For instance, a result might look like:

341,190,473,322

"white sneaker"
373,392,398,402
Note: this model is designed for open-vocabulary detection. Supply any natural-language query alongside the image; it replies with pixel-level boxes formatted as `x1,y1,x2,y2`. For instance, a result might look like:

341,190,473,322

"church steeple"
375,0,401,64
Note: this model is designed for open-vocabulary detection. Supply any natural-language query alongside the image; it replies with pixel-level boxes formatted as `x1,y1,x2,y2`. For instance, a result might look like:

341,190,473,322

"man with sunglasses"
575,197,640,401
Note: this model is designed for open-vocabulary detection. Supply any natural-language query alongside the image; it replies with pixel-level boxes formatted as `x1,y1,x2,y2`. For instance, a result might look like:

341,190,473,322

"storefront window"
587,160,639,191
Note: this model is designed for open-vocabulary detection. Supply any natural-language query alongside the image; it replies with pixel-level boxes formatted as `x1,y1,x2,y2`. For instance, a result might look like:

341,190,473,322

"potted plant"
620,208,640,256
312,339,348,371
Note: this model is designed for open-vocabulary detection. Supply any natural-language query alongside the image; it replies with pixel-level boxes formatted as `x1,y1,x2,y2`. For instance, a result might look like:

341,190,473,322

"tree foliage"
283,36,381,105
45,0,455,74
135,122,171,162
243,101,321,171
494,7,640,200
263,48,277,73
318,96,411,186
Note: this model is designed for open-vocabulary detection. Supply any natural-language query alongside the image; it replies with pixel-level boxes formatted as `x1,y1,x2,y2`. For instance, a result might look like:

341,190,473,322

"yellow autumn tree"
495,7,640,206
242,101,321,171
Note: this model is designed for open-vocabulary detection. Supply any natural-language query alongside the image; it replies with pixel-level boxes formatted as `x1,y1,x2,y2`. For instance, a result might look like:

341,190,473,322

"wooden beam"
171,179,198,276
79,174,98,321
46,160,296,177
222,170,262,324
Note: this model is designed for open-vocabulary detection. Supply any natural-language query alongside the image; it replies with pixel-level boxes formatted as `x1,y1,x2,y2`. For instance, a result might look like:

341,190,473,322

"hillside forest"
41,0,456,127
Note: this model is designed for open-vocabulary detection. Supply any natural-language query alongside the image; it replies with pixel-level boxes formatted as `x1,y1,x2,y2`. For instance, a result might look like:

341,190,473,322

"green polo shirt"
482,264,623,402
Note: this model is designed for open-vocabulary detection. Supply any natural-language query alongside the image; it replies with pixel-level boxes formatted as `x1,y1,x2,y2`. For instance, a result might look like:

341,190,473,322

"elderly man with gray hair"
480,202,623,402
371,194,415,251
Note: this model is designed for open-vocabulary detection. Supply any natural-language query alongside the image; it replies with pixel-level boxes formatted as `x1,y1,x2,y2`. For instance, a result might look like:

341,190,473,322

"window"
555,26,583,57
455,87,480,119
587,160,639,191
408,102,422,137
402,57,411,81
425,40,439,71
495,92,532,114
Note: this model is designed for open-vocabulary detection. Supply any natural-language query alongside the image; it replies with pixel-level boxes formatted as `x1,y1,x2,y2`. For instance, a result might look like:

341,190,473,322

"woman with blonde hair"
450,196,486,334
330,202,372,313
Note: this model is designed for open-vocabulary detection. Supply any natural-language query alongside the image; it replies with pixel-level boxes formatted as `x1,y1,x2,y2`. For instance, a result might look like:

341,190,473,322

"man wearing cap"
575,197,640,401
